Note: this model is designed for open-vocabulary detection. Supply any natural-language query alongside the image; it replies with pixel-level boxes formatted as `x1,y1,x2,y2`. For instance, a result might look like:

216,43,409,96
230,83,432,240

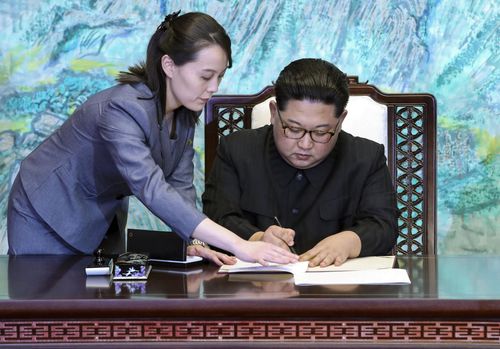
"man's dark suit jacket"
203,125,398,256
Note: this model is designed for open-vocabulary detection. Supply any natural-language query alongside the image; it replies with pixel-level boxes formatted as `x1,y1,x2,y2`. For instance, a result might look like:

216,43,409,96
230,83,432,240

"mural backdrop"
0,0,498,255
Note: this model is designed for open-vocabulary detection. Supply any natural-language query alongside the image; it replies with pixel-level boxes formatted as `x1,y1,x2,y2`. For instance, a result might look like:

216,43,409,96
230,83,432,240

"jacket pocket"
57,160,128,198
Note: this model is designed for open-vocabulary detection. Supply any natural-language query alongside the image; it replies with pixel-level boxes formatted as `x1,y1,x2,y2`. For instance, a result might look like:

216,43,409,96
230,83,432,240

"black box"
127,229,188,263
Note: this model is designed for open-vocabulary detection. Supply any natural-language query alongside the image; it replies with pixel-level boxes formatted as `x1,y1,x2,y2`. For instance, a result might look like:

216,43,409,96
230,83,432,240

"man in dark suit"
202,58,398,267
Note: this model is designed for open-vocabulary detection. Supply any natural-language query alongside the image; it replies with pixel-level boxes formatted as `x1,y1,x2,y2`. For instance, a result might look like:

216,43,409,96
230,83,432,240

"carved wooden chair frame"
204,77,437,255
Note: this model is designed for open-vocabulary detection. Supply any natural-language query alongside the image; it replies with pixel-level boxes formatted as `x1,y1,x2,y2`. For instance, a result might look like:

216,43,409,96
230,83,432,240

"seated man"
202,58,397,267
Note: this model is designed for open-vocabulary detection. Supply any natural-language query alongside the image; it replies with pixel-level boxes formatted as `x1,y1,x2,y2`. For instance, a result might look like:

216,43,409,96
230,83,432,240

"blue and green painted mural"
0,0,498,254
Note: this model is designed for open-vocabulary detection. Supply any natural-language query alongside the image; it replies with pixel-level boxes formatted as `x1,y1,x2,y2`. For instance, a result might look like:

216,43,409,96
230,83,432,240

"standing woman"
7,11,297,265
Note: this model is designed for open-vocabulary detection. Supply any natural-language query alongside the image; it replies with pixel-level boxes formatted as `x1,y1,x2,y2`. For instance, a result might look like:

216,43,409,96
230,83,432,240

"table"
0,255,499,348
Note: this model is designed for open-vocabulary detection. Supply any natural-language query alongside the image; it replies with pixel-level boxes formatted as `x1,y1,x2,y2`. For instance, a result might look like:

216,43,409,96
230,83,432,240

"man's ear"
335,109,348,131
161,54,176,78
339,109,348,122
269,100,278,125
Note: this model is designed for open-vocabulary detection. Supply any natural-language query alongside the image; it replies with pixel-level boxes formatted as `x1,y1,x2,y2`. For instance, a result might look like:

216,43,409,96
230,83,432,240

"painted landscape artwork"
0,0,498,255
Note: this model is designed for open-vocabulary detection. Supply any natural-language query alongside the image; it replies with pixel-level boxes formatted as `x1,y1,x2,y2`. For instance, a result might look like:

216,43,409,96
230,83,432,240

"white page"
219,259,309,276
294,268,411,285
307,256,395,272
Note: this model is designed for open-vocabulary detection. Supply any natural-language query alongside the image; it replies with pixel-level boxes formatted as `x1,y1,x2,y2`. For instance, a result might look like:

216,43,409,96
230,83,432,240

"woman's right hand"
190,218,298,266
233,240,299,266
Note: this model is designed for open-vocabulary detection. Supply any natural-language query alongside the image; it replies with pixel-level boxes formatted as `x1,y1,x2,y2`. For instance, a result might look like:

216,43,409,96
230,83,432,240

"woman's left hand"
187,245,237,266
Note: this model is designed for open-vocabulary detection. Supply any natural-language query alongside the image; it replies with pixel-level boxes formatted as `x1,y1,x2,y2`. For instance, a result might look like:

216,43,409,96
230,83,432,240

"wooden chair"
204,77,437,255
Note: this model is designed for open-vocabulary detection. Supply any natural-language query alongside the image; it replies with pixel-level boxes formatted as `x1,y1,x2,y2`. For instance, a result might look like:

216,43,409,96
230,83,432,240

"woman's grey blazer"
14,82,205,253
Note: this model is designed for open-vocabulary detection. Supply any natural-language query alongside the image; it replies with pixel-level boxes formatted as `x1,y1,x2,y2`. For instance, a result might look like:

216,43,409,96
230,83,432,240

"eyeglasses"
276,109,337,144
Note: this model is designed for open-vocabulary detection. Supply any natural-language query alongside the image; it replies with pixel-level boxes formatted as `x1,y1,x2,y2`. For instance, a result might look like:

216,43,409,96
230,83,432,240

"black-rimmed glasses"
276,109,337,144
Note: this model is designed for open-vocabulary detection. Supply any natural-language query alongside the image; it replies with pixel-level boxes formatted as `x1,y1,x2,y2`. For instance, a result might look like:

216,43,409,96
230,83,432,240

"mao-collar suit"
203,125,397,256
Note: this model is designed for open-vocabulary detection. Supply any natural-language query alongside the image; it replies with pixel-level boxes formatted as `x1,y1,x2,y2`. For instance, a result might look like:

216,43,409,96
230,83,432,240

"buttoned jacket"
19,83,205,253
203,126,398,255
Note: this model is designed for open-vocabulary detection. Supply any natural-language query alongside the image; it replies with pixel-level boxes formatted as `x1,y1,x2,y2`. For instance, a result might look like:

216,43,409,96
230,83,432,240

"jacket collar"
266,125,340,189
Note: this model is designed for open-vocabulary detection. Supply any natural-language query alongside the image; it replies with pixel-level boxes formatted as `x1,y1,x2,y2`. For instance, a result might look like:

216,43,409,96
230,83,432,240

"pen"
273,216,298,255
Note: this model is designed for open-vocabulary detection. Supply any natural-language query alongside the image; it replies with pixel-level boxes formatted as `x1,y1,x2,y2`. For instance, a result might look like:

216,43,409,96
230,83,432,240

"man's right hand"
250,225,296,251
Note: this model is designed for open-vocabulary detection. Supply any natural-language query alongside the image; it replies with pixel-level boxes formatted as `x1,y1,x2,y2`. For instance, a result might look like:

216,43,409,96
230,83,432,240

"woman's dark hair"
274,58,349,118
117,11,232,122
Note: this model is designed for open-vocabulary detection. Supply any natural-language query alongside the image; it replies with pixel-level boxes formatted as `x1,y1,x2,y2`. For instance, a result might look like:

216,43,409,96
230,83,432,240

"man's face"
270,99,346,170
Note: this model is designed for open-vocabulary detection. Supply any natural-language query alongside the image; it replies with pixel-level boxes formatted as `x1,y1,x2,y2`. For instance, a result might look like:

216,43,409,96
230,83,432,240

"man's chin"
286,158,315,170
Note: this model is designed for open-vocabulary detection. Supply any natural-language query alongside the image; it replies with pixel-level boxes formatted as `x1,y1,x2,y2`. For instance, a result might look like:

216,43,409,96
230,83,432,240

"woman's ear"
161,54,175,78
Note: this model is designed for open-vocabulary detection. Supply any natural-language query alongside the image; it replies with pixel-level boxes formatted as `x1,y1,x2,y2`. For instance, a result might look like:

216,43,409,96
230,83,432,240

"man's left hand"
299,231,361,267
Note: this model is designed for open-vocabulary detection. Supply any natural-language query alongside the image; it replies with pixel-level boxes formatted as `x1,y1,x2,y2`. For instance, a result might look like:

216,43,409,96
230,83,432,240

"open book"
294,268,410,285
219,256,410,285
307,256,396,272
219,260,309,276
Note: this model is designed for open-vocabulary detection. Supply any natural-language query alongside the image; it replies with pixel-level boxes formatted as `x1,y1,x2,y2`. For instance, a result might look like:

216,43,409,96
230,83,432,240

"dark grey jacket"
15,83,205,253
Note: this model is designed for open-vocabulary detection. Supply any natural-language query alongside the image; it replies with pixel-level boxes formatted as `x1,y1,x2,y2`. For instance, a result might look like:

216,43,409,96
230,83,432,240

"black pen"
273,216,298,255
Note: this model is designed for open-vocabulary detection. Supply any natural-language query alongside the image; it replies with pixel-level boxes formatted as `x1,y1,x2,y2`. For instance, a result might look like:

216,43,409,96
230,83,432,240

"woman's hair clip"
157,10,181,32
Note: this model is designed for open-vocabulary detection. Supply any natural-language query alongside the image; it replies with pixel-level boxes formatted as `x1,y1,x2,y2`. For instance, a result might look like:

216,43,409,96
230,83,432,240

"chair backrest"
204,77,437,255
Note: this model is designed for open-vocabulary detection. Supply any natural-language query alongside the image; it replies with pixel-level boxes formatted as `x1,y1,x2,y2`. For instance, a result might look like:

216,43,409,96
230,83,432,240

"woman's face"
164,44,228,112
